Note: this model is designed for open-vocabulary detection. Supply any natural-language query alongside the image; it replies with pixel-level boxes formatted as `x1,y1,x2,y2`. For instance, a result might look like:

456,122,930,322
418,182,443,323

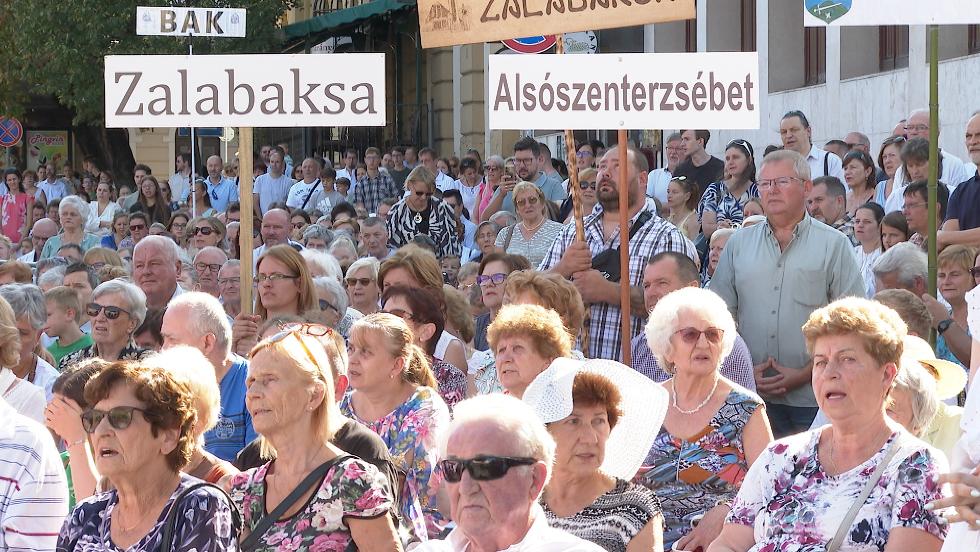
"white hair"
301,248,343,282
142,346,220,439
134,234,182,265
0,284,47,329
58,195,91,221
447,394,556,495
345,257,380,281
313,276,349,314
37,266,67,291
92,278,148,326
761,149,811,182
328,236,358,259
709,228,737,247
891,358,939,436
167,291,233,355
872,242,927,287
645,287,737,374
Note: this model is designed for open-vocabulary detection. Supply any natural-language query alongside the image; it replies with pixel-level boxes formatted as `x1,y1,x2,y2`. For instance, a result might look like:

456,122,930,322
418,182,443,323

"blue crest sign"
805,0,852,24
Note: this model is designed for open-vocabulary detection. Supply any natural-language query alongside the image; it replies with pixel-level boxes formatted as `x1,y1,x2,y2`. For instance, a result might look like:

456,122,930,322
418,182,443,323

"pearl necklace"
521,217,546,234
670,376,719,415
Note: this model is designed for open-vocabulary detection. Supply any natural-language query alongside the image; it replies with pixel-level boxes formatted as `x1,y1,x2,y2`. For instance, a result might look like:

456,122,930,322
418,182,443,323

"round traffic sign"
502,36,557,54
0,118,23,148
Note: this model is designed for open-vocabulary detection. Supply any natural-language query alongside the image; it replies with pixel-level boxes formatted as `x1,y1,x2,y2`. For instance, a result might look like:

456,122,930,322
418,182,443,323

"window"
804,27,826,86
970,25,980,54
740,0,756,52
879,25,909,71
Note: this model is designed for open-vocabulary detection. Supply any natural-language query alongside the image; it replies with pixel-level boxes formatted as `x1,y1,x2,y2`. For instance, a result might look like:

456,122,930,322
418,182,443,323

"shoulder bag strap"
240,454,352,552
826,435,906,552
159,481,242,552
503,223,517,250
299,179,321,211
824,150,830,176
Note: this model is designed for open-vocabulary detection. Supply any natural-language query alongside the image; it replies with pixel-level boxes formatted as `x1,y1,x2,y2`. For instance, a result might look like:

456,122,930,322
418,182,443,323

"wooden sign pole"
238,128,254,315
617,128,631,365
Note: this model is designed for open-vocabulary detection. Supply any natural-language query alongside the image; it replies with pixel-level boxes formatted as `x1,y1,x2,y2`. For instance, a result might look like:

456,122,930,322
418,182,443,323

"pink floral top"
228,455,393,552
1,192,30,244
728,428,947,551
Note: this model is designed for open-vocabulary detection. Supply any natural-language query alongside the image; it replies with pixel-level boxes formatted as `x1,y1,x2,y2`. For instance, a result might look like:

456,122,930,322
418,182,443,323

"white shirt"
336,167,357,196
444,179,483,216
18,249,38,264
253,173,295,214
806,145,845,182
0,368,45,423
285,179,331,212
415,505,604,552
30,356,59,402
37,179,68,202
435,171,454,192
87,200,120,235
168,171,192,204
646,167,672,203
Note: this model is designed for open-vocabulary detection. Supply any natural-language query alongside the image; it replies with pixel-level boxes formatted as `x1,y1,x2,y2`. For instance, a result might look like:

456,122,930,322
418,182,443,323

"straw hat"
521,357,668,480
902,335,967,401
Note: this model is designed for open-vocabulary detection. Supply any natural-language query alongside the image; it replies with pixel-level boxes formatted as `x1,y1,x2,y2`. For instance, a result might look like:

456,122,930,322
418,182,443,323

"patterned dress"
430,358,466,411
339,386,450,540
728,429,947,551
543,479,662,552
697,181,760,227
635,387,763,550
228,456,393,552
57,474,237,552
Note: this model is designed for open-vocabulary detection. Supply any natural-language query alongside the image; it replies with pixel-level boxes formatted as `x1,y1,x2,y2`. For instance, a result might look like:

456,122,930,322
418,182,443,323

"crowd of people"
0,106,979,552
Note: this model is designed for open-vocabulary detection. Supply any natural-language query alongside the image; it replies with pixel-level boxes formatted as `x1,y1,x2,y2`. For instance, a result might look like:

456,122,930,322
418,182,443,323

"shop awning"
281,0,416,47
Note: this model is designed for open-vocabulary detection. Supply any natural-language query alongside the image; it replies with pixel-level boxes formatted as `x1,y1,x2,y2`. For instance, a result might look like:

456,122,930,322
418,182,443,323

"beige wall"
458,44,485,155
429,47,454,157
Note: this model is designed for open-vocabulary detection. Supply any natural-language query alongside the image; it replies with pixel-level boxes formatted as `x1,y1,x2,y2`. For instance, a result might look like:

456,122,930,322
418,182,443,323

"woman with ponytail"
340,312,451,542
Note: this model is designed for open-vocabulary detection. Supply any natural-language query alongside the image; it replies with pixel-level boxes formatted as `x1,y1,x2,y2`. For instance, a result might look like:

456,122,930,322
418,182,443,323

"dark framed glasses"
194,262,222,273
318,299,340,314
80,406,147,433
87,303,131,320
476,273,507,287
674,327,725,345
439,455,538,483
129,223,146,231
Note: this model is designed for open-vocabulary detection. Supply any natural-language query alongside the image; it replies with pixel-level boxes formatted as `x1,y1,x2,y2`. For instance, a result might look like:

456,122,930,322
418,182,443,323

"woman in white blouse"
494,181,564,268
0,295,44,422
852,202,884,298
87,181,120,236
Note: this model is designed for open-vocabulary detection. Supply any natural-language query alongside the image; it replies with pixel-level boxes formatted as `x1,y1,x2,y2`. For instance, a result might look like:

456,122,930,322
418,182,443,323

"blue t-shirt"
204,356,256,462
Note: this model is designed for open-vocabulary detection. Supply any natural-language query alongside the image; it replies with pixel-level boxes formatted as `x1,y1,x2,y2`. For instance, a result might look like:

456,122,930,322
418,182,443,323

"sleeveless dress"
634,387,763,550
543,478,662,552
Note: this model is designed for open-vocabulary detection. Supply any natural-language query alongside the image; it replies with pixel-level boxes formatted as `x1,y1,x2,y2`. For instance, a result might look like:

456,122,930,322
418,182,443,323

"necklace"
413,212,423,224
521,217,546,234
670,376,719,415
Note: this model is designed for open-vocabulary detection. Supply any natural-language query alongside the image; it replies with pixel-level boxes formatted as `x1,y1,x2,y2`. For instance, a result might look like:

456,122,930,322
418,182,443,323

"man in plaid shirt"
354,146,400,213
539,146,697,361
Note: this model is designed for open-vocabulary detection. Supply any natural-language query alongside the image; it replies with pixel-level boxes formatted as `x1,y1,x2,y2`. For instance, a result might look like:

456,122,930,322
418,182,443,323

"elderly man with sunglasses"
416,394,603,552
60,279,151,370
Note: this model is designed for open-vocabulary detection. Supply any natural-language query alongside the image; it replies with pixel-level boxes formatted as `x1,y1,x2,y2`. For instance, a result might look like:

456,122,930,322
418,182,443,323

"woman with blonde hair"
82,246,124,270
495,181,564,267
0,295,44,421
386,166,461,258
485,303,573,397
340,312,451,540
922,244,976,368
503,269,586,342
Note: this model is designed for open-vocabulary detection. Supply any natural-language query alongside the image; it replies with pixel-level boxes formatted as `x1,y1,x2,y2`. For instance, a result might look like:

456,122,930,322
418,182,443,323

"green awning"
281,0,416,42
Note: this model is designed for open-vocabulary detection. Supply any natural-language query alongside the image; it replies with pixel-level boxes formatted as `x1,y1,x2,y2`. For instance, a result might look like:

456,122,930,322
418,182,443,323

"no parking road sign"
502,36,557,54
0,118,23,148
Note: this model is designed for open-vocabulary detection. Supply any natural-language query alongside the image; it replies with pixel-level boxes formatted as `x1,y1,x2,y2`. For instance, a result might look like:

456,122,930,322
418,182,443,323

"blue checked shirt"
354,172,400,213
538,198,697,361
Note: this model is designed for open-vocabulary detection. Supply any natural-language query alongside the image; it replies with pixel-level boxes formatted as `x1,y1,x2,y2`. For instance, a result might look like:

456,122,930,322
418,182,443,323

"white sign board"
104,54,386,128
136,6,247,37
803,0,980,26
488,53,759,130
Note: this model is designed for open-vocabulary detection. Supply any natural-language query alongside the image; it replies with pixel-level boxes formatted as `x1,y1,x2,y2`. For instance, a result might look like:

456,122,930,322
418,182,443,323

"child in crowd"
44,286,94,367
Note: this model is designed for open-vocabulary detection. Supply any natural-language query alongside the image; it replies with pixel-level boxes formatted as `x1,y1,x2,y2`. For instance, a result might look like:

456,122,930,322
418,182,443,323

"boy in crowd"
44,286,93,367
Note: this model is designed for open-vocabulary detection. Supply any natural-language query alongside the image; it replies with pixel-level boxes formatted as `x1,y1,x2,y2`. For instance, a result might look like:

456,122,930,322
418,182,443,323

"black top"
946,175,980,231
673,155,725,198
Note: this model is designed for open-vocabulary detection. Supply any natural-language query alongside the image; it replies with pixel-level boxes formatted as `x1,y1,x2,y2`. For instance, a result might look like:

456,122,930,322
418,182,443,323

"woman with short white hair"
704,228,736,287
346,256,381,315
328,235,359,274
638,287,772,552
886,358,939,438
40,195,100,259
311,275,353,332
60,279,151,368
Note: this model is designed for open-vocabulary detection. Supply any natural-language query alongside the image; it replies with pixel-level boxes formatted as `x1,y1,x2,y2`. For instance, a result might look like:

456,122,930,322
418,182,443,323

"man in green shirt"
44,286,94,367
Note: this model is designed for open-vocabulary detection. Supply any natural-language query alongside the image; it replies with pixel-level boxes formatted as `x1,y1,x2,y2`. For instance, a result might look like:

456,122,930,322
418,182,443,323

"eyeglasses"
414,191,434,198
218,277,240,286
384,308,415,321
904,124,929,132
255,273,298,284
439,455,538,483
513,157,534,166
81,406,147,433
192,227,215,236
579,180,597,191
515,196,540,208
292,222,306,229
277,321,334,337
194,262,222,273
346,277,373,287
477,273,507,286
87,303,131,320
666,146,685,153
903,201,926,210
575,151,593,158
318,299,340,314
673,327,725,345
757,176,803,191
969,267,980,279
485,165,500,171
129,223,146,231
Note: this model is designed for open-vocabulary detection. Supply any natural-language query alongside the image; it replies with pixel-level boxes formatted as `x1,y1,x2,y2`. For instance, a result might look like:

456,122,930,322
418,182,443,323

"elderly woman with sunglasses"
58,361,239,552
386,166,461,259
638,287,772,552
340,312,451,541
227,327,402,551
494,181,564,267
346,257,382,315
188,216,226,252
60,279,151,370
564,168,599,225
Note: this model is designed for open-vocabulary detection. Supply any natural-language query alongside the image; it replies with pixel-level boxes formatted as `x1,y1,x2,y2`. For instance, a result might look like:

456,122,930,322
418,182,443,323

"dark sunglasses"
87,303,131,320
129,223,146,231
439,455,538,483
318,299,339,313
579,180,597,190
384,308,415,322
414,191,434,198
346,277,373,287
674,327,725,345
970,267,980,278
476,273,506,286
80,406,147,433
192,226,215,236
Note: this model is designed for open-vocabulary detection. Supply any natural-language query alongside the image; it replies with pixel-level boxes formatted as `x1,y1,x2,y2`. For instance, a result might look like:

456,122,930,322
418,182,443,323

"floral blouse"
340,386,450,540
727,429,947,551
431,358,467,411
57,474,237,552
228,456,393,552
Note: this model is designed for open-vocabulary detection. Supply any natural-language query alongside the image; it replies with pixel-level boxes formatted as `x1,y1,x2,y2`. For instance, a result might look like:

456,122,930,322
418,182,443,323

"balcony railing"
311,0,371,16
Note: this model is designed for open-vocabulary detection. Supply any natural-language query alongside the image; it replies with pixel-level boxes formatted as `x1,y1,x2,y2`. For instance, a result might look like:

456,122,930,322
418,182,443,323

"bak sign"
489,52,759,130
136,6,247,37
104,54,386,128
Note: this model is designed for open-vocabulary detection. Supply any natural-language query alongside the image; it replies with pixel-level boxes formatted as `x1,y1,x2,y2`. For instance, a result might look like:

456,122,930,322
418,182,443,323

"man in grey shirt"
483,137,565,219
711,149,864,438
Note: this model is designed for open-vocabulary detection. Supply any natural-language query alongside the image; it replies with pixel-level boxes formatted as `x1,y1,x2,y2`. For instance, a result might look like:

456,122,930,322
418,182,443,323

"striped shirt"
494,219,565,268
386,197,462,259
538,199,697,361
0,397,69,552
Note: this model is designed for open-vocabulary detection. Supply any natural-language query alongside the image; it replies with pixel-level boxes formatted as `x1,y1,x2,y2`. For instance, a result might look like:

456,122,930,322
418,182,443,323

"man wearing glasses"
193,246,229,298
711,150,864,438
17,218,58,264
415,394,602,552
646,132,684,204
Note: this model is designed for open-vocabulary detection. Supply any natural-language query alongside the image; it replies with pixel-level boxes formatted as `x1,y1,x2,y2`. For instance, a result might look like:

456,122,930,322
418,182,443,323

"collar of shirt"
763,213,813,241
445,504,553,551
806,144,824,162
584,197,657,235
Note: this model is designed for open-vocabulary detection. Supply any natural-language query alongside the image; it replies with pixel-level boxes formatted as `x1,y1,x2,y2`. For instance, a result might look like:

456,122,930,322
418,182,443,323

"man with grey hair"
193,246,228,298
0,284,59,399
844,131,871,154
18,218,58,264
872,242,928,297
217,260,242,319
360,216,392,259
646,132,683,203
416,394,602,552
133,235,184,309
162,292,255,461
711,149,864,437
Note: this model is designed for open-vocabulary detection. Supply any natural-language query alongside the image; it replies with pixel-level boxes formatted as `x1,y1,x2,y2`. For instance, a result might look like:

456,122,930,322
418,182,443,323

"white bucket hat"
522,357,668,480
902,335,967,401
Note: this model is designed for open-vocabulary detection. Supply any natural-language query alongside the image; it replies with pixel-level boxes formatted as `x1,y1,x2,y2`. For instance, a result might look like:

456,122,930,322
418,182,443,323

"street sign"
562,31,598,54
488,52,760,130
803,0,980,25
136,6,247,37
417,0,693,48
502,36,557,54
0,118,24,148
104,54,386,128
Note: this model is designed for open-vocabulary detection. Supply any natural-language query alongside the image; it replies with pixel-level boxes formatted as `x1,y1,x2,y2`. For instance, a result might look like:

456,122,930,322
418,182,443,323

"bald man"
18,218,58,263
203,155,239,213
252,208,303,270
285,158,330,212
193,246,229,297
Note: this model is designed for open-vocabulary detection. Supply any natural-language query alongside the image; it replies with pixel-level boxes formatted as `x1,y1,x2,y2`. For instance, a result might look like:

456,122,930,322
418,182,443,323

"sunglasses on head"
674,326,725,345
256,329,322,369
80,406,147,433
439,455,537,483
193,226,214,236
87,302,130,320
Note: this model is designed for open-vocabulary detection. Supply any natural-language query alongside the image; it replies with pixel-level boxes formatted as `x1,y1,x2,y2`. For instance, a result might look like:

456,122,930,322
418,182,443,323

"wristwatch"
937,318,954,335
